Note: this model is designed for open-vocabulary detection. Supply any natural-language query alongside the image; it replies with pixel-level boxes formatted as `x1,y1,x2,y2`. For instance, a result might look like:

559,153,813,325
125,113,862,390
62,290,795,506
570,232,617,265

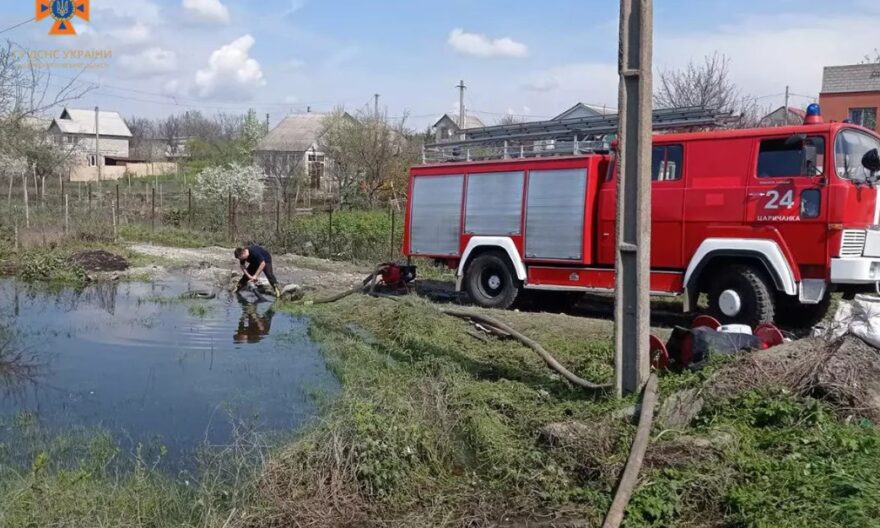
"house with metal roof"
432,113,486,143
48,107,133,167
254,112,343,195
819,63,880,133
759,106,807,127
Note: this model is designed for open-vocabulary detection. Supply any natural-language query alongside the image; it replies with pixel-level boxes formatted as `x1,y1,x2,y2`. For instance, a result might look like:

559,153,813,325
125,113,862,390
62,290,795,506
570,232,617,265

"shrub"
194,163,265,205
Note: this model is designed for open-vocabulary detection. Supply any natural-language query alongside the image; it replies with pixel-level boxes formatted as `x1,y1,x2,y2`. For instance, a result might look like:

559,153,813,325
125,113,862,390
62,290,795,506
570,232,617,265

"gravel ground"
125,243,371,294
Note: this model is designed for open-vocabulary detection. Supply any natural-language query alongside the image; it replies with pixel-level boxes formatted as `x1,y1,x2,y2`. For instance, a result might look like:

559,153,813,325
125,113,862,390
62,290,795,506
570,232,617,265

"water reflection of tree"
0,324,43,397
14,281,120,315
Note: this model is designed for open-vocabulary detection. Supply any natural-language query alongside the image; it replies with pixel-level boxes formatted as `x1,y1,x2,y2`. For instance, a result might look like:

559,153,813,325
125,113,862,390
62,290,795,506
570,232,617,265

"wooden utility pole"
783,85,790,125
21,171,29,228
95,106,102,182
457,80,467,136
614,0,653,396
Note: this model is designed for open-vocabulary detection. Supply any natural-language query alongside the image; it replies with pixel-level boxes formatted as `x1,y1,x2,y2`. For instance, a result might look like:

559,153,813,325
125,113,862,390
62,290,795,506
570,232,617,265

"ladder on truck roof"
422,106,732,163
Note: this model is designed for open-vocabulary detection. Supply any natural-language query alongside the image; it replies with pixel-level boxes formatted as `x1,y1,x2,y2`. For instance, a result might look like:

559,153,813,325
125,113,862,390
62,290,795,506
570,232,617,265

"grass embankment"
2,282,880,526
259,295,880,527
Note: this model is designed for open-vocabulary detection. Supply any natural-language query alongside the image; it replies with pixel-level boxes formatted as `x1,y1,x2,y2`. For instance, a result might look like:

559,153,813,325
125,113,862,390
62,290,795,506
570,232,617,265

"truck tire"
775,293,831,329
707,264,775,327
465,251,519,309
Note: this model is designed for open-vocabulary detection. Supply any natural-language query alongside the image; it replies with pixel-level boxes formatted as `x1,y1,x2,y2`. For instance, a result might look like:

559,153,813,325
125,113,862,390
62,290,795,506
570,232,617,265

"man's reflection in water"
234,293,275,344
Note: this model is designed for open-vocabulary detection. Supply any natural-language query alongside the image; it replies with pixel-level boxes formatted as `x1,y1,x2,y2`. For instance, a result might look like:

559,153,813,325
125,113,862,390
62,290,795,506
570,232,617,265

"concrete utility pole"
95,106,102,182
784,85,790,125
614,0,653,396
374,93,380,117
457,80,467,134
266,113,270,132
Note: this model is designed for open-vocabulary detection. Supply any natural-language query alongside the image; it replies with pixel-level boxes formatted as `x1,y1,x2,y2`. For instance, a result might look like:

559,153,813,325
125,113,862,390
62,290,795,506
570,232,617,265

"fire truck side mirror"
862,148,880,174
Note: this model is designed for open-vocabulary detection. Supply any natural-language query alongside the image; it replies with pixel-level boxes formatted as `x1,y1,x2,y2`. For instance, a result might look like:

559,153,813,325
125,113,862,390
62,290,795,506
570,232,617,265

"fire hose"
298,263,657,526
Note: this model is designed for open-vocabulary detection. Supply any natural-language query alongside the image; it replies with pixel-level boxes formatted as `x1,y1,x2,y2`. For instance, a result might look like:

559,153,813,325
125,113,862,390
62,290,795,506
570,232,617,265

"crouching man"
234,244,281,297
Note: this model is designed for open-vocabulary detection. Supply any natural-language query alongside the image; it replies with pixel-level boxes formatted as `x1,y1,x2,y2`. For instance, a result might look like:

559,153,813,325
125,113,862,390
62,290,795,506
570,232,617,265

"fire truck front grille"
840,230,867,258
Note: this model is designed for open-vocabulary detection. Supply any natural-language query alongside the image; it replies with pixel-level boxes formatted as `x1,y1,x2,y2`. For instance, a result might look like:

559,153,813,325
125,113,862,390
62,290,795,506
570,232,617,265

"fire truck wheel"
465,252,520,309
706,265,775,327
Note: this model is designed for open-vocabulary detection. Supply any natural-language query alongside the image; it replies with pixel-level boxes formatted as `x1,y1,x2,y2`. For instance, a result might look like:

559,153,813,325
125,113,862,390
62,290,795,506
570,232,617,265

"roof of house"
256,112,330,152
553,102,604,120
50,107,133,137
433,113,485,130
761,106,806,119
821,63,880,94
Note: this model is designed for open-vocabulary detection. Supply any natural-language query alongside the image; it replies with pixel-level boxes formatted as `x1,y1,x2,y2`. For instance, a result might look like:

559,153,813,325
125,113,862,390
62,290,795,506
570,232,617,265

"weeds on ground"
262,294,880,527
17,251,89,285
0,413,269,528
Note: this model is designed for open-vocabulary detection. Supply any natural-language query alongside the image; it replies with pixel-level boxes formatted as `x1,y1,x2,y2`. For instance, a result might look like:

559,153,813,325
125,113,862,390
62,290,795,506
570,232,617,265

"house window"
308,152,325,189
88,154,98,167
849,107,877,130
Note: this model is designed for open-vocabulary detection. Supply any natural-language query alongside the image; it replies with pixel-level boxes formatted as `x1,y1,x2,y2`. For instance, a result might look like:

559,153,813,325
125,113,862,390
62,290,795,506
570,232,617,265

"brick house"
819,63,880,133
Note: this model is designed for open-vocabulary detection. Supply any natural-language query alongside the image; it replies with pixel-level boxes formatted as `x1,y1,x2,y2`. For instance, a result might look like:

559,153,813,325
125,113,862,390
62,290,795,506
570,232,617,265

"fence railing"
1,176,405,264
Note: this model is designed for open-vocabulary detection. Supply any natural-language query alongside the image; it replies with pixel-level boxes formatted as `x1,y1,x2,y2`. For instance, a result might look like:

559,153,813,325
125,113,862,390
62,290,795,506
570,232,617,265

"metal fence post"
151,186,156,232
328,208,334,258
187,188,192,228
115,184,120,223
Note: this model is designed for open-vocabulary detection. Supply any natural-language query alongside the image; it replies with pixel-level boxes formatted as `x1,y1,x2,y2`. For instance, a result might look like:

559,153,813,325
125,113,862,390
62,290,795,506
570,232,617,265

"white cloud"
195,35,265,99
285,0,307,17
522,62,618,111
283,95,299,104
183,0,230,24
448,29,528,59
287,58,306,70
654,12,880,103
91,0,161,24
162,79,181,97
119,47,178,77
523,77,560,92
107,22,151,46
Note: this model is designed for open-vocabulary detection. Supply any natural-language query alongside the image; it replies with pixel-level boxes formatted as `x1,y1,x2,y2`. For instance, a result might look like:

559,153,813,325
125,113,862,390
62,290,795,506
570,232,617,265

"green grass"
119,223,226,248
1,285,878,527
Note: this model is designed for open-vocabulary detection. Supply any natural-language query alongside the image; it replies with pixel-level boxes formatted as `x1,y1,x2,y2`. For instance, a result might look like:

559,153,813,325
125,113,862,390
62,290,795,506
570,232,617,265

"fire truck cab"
403,106,880,326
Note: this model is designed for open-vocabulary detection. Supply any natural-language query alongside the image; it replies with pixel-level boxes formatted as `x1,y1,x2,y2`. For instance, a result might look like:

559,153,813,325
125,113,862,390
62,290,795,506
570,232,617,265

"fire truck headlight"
871,263,880,279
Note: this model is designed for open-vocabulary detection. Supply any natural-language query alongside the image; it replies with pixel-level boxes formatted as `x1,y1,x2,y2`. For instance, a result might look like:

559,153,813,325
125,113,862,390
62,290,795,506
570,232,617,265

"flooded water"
0,277,338,461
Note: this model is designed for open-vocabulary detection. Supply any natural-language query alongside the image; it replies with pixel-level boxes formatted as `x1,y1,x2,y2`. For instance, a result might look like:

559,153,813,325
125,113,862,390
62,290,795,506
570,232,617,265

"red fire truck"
403,105,880,326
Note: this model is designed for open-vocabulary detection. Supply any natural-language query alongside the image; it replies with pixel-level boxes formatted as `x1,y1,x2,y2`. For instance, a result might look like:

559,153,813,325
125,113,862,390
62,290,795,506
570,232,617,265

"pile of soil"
709,335,880,421
70,250,130,272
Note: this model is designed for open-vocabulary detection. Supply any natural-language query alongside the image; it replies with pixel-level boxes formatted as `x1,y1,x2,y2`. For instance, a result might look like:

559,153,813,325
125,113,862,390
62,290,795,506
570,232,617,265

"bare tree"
0,40,91,197
319,108,422,208
126,116,165,161
496,113,524,126
654,52,759,127
257,150,305,204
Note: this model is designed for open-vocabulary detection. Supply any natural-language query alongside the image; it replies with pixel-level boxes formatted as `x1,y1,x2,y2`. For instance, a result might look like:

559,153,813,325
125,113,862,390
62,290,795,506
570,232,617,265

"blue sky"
3,0,879,128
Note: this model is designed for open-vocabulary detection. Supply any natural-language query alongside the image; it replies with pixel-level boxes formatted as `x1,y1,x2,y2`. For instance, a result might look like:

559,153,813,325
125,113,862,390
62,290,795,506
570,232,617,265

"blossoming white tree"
194,163,266,204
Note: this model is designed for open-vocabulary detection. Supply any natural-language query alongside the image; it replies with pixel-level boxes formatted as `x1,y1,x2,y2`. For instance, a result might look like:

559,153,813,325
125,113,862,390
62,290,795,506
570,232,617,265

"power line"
0,17,35,35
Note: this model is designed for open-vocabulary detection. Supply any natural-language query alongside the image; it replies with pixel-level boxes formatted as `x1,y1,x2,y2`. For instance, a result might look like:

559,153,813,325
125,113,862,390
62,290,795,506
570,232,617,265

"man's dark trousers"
237,258,279,290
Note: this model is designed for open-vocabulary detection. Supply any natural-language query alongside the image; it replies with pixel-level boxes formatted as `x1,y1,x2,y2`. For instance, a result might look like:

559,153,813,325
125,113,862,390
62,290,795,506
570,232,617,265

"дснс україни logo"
36,0,90,36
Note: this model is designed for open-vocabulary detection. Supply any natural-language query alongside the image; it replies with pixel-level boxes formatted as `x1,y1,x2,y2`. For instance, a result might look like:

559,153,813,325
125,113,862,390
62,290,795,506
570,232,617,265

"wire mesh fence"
1,175,405,264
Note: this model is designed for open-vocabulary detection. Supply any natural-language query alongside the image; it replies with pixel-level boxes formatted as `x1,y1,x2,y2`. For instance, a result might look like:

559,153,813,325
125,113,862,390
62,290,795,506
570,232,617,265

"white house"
48,107,133,167
432,113,486,143
254,112,339,194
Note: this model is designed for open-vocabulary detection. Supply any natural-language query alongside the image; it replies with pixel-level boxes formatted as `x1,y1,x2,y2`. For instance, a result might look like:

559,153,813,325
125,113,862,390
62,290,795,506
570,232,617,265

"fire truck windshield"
835,128,880,182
